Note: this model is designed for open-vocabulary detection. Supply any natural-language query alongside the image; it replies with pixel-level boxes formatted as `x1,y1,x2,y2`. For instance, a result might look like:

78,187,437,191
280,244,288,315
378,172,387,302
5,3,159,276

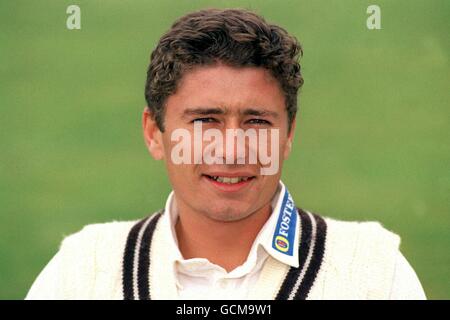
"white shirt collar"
160,180,300,280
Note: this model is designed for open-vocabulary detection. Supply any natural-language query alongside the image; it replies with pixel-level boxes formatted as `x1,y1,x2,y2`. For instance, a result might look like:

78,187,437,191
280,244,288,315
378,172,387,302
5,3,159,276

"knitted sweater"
26,208,407,300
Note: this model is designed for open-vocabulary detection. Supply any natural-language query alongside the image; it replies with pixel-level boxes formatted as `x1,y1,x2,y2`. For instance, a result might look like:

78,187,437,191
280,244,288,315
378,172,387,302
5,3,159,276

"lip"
202,172,257,193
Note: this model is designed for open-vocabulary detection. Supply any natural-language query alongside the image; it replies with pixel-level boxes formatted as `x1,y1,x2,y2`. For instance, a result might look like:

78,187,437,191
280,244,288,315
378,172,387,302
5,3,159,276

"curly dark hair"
145,8,304,133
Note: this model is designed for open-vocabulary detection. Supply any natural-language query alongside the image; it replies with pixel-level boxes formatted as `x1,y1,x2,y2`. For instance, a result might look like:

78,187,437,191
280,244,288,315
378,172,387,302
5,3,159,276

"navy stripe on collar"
122,211,162,300
275,209,327,300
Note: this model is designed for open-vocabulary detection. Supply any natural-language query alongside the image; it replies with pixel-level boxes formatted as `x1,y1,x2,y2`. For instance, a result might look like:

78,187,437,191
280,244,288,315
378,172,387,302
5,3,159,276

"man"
26,8,426,300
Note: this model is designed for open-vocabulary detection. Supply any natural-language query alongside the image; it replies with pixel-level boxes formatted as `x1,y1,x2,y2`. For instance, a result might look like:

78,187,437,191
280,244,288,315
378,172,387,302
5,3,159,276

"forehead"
165,64,286,114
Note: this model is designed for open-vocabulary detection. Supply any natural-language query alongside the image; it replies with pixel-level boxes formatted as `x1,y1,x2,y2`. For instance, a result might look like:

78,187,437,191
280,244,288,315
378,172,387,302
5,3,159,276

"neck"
174,200,272,272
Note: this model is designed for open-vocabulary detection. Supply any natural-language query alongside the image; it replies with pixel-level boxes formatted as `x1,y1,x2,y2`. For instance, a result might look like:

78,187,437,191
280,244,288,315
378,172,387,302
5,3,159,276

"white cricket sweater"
26,184,426,300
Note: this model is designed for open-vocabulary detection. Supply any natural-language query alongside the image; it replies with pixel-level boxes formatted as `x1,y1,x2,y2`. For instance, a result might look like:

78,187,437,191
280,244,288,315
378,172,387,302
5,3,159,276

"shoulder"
59,219,141,274
26,218,144,300
307,213,402,299
60,219,138,249
322,216,401,249
55,219,141,299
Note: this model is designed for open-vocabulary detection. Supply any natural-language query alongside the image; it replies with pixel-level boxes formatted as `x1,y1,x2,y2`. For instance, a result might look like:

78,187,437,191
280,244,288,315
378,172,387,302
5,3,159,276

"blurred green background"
0,0,448,299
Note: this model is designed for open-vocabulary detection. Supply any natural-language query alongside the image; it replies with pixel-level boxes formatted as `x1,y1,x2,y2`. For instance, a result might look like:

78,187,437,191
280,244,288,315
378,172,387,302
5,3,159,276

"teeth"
210,176,251,184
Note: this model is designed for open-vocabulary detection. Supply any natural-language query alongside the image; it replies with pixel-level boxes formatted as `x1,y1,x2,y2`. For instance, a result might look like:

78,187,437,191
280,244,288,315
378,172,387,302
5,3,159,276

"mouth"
202,173,256,192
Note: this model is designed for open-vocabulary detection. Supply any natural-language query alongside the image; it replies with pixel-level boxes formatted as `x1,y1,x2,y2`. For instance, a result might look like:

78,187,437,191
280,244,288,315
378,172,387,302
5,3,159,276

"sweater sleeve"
25,220,136,300
25,225,99,300
25,248,65,300
388,251,427,300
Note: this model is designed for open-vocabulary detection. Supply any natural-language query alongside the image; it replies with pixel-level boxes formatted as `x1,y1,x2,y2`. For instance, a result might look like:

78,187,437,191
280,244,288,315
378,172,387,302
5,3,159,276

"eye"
192,117,218,124
247,119,272,125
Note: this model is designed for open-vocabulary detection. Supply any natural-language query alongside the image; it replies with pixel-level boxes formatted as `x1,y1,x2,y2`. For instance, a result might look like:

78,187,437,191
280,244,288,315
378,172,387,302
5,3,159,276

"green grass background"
0,0,448,299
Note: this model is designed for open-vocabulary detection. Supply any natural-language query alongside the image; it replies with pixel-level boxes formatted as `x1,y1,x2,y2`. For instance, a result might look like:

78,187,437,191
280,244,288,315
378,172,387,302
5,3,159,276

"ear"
142,107,165,160
283,117,296,159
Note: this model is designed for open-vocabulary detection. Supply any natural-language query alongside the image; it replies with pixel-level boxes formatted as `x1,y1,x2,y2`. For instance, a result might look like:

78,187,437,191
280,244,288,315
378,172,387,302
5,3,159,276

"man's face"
143,64,295,222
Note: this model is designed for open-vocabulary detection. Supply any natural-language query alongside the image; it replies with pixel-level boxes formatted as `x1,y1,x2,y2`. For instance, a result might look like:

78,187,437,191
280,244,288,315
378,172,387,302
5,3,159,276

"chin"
204,206,253,222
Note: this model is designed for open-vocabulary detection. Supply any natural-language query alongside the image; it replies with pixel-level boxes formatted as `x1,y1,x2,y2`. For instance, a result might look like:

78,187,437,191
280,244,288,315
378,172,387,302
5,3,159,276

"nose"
220,120,257,165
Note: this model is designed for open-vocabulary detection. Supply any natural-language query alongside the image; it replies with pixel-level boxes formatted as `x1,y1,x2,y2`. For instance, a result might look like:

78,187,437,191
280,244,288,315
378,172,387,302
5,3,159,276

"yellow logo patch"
274,235,289,252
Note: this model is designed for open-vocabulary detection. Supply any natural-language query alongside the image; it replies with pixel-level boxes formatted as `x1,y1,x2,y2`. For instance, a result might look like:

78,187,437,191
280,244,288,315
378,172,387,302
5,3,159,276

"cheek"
162,132,197,176
278,130,293,160
265,130,288,163
165,163,199,195
161,132,185,163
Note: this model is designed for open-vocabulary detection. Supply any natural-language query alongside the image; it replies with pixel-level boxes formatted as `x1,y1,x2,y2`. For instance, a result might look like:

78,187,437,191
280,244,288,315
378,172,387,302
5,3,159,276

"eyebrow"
182,107,226,117
182,107,279,118
241,108,279,118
